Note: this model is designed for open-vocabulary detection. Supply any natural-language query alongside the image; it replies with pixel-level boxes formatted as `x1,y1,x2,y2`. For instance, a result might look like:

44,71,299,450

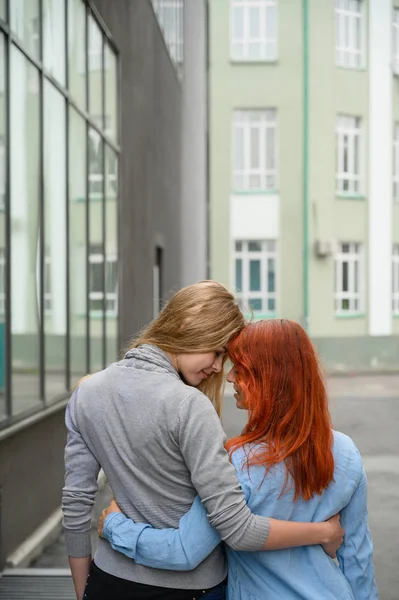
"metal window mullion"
39,0,46,403
244,121,249,189
4,4,12,419
85,2,90,373
101,30,106,370
260,118,266,189
65,0,70,390
243,3,249,58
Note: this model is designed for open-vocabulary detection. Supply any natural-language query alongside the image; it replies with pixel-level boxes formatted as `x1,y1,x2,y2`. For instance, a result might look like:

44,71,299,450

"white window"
394,125,399,202
336,115,362,194
89,246,118,314
234,240,277,314
233,110,276,191
152,0,184,65
393,245,399,314
393,9,399,75
0,248,5,315
335,0,364,69
334,242,363,314
231,0,277,61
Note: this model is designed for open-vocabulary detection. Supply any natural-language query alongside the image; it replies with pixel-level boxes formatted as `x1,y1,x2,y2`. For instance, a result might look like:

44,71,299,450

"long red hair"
225,319,334,501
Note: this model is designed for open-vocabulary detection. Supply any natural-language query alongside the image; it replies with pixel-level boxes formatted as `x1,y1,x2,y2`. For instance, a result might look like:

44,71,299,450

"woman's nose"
213,355,223,373
226,367,235,382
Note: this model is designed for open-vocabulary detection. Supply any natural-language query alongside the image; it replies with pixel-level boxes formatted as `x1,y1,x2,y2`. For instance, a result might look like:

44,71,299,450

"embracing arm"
337,467,378,599
62,389,100,599
100,495,342,571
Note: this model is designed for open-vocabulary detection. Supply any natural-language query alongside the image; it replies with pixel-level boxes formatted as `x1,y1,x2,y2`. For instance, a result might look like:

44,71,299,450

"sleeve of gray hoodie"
62,388,101,557
176,391,270,551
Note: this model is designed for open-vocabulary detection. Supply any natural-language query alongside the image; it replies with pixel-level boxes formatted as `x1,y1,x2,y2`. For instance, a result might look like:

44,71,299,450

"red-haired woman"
98,320,377,600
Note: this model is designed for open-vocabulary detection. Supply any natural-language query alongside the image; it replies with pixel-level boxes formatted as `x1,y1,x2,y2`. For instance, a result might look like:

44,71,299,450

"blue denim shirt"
103,431,378,600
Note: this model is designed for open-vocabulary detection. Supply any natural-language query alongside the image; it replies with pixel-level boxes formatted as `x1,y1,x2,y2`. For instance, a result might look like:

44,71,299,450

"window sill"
230,59,278,66
335,313,365,319
232,189,278,196
335,65,367,72
74,194,117,202
336,194,366,200
77,312,118,319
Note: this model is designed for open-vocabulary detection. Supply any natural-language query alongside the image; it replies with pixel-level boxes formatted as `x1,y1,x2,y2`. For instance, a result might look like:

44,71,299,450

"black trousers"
83,561,226,600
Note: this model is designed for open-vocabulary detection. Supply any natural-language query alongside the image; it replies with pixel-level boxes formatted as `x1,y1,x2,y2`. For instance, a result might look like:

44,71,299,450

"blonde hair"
127,280,246,415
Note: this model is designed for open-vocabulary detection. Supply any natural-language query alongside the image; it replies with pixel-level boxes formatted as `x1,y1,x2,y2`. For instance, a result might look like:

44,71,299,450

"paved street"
33,375,399,599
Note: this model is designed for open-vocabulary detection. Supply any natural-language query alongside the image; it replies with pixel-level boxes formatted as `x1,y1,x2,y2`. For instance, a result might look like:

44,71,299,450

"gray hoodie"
62,344,270,589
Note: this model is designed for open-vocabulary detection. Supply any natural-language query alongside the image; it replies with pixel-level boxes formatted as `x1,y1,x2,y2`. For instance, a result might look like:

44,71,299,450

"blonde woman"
62,281,343,600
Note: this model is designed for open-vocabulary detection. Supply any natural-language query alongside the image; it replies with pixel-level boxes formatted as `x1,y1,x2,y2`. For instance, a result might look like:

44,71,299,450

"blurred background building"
209,0,399,371
0,0,208,574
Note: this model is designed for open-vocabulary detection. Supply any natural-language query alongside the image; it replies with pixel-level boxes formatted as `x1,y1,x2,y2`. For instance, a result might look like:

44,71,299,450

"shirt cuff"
103,512,127,541
64,529,92,558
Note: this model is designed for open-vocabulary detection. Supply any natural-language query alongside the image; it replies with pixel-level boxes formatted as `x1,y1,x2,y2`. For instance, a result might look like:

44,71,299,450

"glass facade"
0,0,119,428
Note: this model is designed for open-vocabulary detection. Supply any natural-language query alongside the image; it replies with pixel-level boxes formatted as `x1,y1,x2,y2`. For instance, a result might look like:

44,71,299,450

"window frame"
233,109,277,192
334,242,364,315
230,0,277,62
335,0,365,70
233,239,277,315
335,114,363,195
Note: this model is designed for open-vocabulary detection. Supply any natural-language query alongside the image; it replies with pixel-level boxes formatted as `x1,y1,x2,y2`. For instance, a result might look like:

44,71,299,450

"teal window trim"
336,193,366,200
335,312,366,319
232,189,278,196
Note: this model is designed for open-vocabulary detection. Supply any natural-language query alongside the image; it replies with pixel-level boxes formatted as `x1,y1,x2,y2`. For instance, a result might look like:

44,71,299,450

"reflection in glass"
68,0,86,109
88,14,103,119
105,146,118,365
0,35,6,419
89,126,104,372
10,48,41,415
105,45,117,141
0,1,6,21
10,0,40,59
69,108,87,386
44,81,66,399
43,0,66,85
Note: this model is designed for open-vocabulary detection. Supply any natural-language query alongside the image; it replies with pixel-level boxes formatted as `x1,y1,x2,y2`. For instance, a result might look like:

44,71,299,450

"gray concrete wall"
0,407,67,569
93,0,183,350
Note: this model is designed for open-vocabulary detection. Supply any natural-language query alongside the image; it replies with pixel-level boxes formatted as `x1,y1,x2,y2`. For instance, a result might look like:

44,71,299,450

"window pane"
43,0,66,85
0,34,6,419
268,297,275,312
88,14,103,118
265,6,276,38
249,7,260,38
249,260,261,291
69,108,87,385
105,45,118,142
10,48,41,416
44,82,67,399
250,128,260,169
342,261,348,292
232,6,243,39
11,0,40,59
68,0,86,109
234,127,244,172
249,298,262,311
105,146,118,365
235,258,242,292
248,241,262,252
268,258,275,292
235,241,242,251
89,126,104,372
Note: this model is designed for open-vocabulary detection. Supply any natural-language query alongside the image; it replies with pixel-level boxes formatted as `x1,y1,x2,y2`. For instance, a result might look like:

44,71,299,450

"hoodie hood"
124,344,179,379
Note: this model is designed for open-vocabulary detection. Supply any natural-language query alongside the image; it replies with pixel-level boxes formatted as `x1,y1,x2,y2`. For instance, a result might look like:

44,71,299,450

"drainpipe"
302,0,310,330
